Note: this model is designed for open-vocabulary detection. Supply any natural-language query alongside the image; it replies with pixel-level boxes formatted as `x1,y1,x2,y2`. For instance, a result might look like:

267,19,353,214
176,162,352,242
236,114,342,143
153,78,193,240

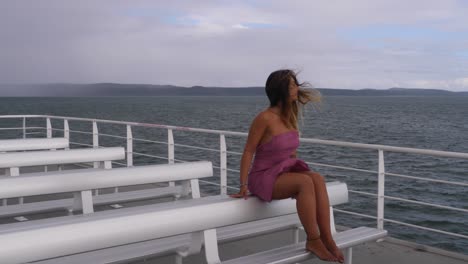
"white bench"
0,161,211,220
0,147,126,207
0,137,69,152
0,147,125,176
0,182,382,264
32,182,346,264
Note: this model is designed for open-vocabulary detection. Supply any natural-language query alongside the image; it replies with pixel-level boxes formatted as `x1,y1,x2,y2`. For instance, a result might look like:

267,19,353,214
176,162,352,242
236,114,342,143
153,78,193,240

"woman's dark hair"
265,69,321,129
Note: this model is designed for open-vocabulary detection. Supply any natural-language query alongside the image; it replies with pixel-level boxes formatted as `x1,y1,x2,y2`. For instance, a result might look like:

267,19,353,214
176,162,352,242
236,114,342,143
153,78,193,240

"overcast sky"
1,1,467,90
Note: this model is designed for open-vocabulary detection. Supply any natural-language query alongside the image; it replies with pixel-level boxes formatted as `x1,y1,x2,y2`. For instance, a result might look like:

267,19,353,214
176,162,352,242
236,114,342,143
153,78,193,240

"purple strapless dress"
247,130,310,202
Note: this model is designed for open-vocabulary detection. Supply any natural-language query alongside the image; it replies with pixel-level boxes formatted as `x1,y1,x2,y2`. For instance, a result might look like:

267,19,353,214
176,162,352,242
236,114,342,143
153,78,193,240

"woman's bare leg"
271,172,337,262
302,171,344,263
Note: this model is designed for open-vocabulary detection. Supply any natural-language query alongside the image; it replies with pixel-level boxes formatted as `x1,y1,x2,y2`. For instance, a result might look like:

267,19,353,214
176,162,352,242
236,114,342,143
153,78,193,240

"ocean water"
0,96,467,255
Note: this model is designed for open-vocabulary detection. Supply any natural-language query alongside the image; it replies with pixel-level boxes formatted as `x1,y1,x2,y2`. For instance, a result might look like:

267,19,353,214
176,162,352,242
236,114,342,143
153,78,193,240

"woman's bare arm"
239,113,269,186
230,112,269,199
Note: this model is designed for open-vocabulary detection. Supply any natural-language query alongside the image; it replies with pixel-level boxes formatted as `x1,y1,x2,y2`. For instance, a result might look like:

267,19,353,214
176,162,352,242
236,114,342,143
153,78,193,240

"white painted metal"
0,147,125,168
73,190,94,214
168,128,175,187
293,228,299,243
204,229,222,264
6,167,19,177
5,114,468,158
126,125,133,167
0,161,213,199
345,248,353,264
377,150,385,230
1,115,467,246
329,206,337,235
92,121,99,170
220,134,227,195
22,117,26,139
0,183,346,264
64,120,70,150
0,138,69,152
46,118,52,138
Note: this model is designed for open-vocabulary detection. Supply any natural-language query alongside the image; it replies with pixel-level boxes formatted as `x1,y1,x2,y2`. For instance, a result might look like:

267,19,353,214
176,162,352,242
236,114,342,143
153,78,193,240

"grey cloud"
0,0,467,90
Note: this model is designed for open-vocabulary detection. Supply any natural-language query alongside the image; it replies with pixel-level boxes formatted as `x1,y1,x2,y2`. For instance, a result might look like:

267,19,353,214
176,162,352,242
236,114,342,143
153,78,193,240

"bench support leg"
293,227,300,243
204,229,221,264
73,190,94,214
175,254,183,264
8,167,22,204
344,247,353,264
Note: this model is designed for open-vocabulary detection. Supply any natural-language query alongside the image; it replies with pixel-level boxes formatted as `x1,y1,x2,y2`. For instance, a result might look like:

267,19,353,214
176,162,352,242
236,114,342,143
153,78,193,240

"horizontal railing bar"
385,172,468,187
3,115,468,159
198,179,220,187
198,180,240,192
173,158,191,163
111,161,127,167
212,165,240,173
24,132,46,135
69,142,94,147
384,195,468,213
349,190,377,197
227,151,243,156
94,133,127,140
42,115,248,136
132,152,168,160
333,208,378,220
0,127,24,131
301,138,468,159
384,218,468,239
174,143,220,153
306,161,377,174
132,137,167,145
69,130,93,135
0,115,45,118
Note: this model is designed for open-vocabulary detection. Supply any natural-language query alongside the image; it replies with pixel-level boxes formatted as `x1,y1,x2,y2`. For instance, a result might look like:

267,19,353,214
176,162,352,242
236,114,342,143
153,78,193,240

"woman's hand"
229,186,249,200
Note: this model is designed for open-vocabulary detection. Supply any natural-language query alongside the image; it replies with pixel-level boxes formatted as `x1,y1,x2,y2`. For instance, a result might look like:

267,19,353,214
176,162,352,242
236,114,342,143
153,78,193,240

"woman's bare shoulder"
250,110,273,126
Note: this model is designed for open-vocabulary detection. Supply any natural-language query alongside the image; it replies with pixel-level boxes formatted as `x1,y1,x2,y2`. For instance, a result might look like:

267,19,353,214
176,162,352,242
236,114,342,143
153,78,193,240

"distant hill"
0,83,467,97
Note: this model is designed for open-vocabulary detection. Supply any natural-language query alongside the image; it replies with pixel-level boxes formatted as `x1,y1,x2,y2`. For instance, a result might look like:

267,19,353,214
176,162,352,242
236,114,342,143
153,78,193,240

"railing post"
220,134,227,195
126,125,133,167
22,117,26,139
64,120,70,150
92,121,99,195
45,118,53,172
46,118,52,138
168,129,175,187
377,149,385,230
92,121,99,168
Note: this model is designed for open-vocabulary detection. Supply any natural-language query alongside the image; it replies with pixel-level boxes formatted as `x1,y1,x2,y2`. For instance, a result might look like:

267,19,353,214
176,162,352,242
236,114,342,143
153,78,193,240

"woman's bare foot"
305,236,338,262
322,238,344,263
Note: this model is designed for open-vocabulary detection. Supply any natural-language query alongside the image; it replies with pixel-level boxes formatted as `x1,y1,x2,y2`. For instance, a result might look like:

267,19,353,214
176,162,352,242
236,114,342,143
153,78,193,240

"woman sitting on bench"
231,69,344,263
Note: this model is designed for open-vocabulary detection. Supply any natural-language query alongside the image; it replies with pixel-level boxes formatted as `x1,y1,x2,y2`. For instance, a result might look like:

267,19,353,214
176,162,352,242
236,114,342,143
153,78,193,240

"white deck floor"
131,229,468,264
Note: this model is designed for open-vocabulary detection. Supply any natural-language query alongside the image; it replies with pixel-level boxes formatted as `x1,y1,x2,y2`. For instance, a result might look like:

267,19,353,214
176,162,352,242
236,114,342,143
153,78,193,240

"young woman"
230,69,344,263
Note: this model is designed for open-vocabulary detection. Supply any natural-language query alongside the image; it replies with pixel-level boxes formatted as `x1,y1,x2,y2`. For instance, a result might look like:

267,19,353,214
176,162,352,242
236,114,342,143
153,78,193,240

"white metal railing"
1,114,467,247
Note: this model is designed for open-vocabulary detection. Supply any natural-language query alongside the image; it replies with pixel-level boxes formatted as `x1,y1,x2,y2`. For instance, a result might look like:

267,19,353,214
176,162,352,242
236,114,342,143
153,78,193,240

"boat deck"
1,165,467,263
132,228,468,264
